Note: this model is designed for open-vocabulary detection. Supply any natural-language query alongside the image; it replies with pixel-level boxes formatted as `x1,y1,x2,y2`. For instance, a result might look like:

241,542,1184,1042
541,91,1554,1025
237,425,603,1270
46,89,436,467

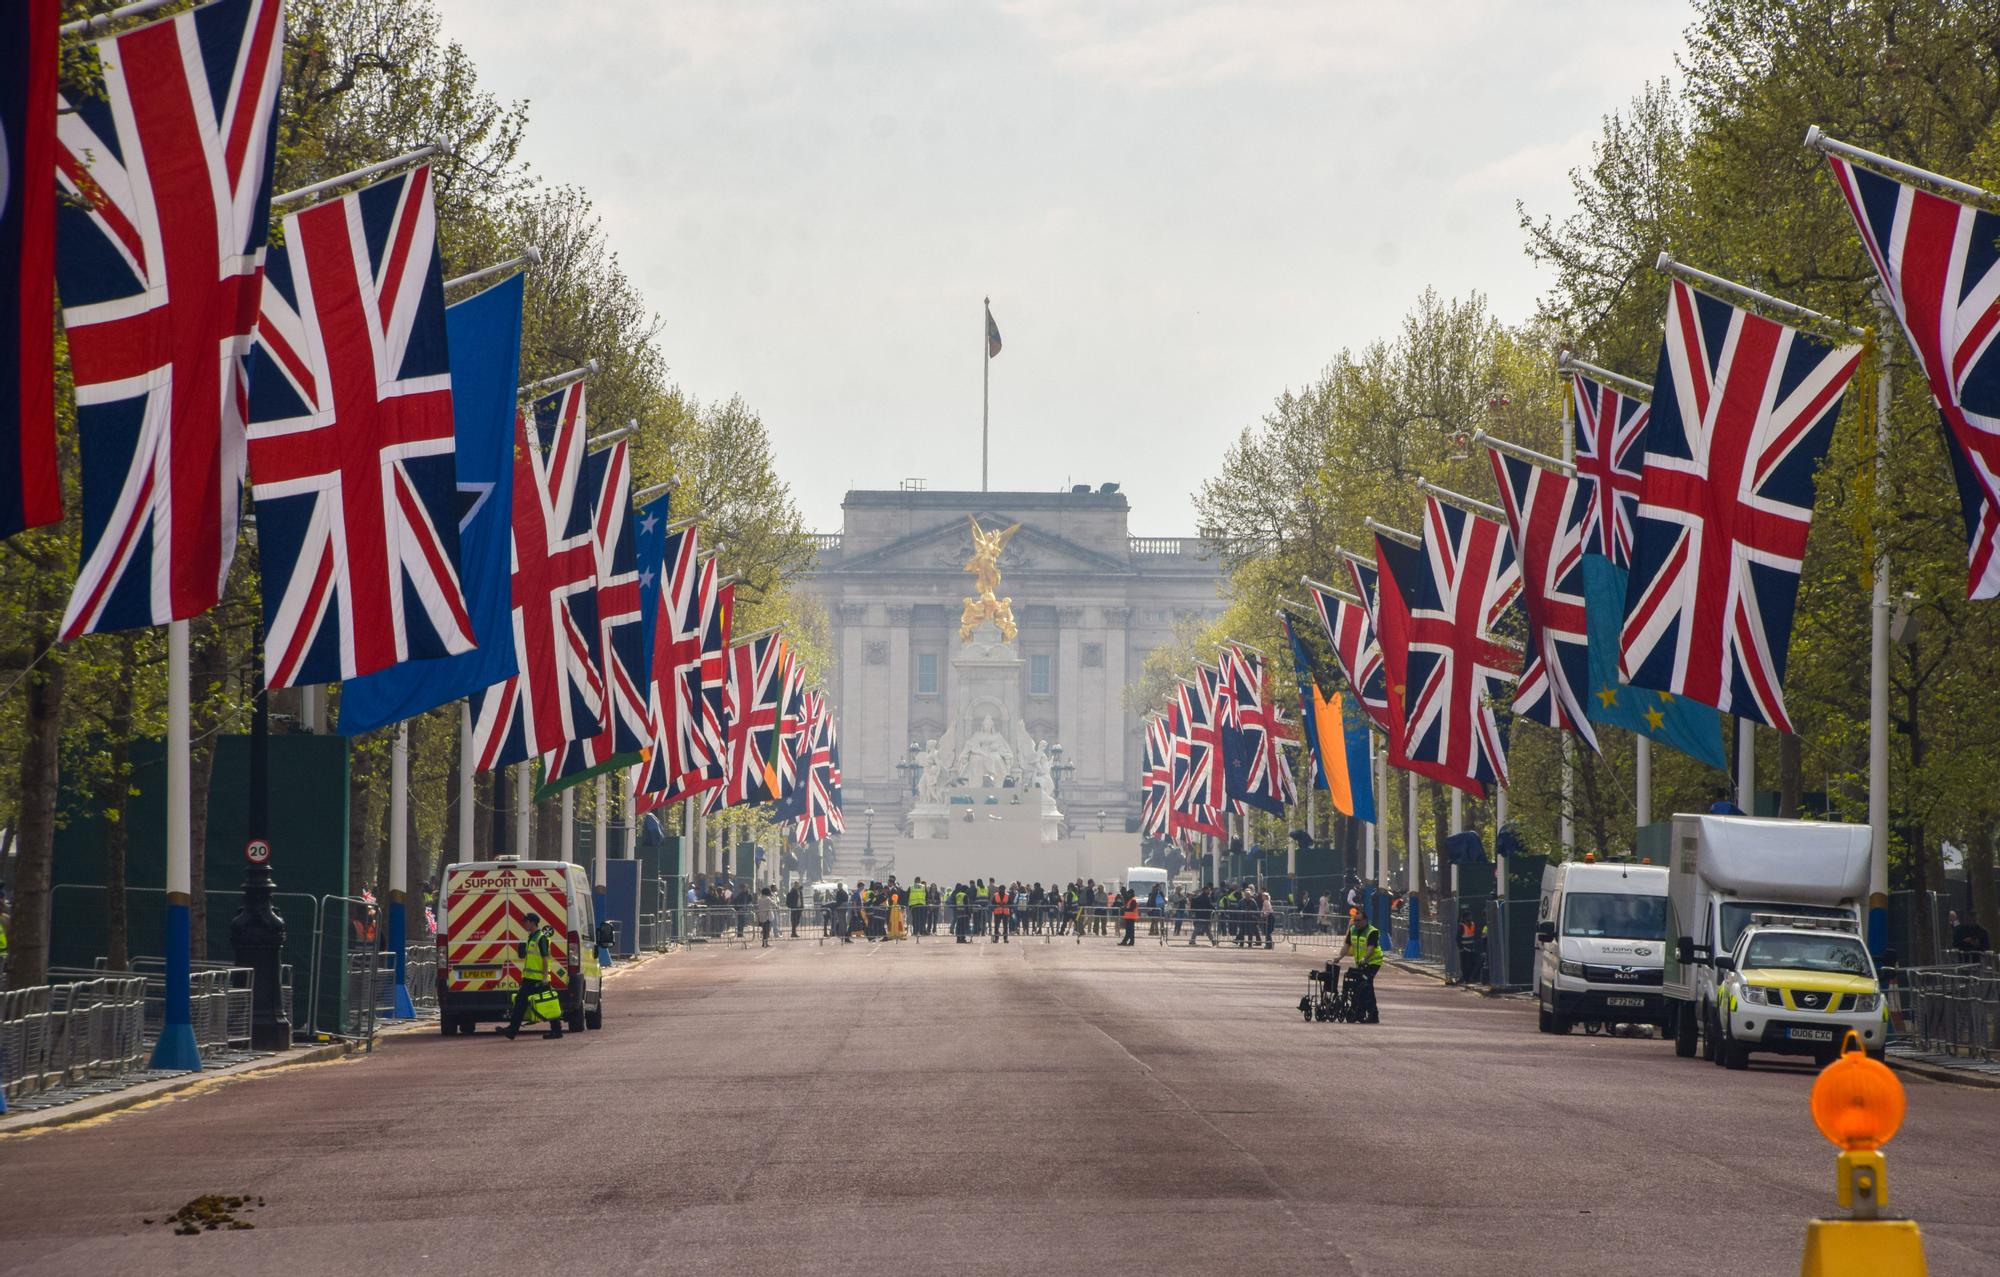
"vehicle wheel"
1537,1002,1554,1034
457,1019,476,1035
565,993,587,1033
1701,1008,1720,1063
1673,1004,1697,1058
1722,1036,1750,1070
439,1015,457,1037
585,1000,603,1031
1584,1020,1603,1036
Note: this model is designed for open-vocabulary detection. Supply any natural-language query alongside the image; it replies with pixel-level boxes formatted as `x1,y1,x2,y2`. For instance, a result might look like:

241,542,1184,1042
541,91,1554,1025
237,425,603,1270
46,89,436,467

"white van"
1124,866,1170,901
1535,859,1670,1034
437,857,604,1035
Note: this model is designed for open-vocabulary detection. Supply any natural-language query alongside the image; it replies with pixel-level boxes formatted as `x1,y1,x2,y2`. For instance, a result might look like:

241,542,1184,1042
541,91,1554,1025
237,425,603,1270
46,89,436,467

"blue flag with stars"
1581,553,1726,770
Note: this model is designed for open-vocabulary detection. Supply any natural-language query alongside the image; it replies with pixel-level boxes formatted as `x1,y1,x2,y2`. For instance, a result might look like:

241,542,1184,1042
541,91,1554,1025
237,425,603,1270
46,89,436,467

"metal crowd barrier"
0,976,151,1103
1896,957,2000,1060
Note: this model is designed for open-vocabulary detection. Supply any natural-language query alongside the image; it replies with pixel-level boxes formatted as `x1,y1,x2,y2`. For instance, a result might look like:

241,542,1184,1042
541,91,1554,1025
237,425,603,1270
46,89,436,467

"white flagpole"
1636,736,1653,828
560,785,574,864
457,703,475,862
982,297,991,493
1867,311,1892,951
1736,719,1755,812
1448,789,1463,894
515,764,531,857
148,619,200,1071
594,773,609,890
1557,369,1580,858
1494,783,1508,902
388,722,414,1018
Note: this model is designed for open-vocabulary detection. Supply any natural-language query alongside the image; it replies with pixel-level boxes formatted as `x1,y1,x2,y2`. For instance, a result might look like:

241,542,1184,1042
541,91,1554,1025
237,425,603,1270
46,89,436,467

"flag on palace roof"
339,273,523,734
1619,277,1862,732
54,0,284,639
1,0,60,542
248,164,472,687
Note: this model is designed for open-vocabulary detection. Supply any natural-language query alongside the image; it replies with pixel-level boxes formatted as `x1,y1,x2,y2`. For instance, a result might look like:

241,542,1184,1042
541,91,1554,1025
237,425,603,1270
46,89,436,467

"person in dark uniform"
1118,890,1139,946
1347,913,1385,1023
503,922,563,1040
786,882,804,938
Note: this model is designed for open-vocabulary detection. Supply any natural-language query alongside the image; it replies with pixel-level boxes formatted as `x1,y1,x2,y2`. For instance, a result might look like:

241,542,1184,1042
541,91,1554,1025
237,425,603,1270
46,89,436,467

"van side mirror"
1714,955,1734,971
1535,922,1556,944
1675,937,1695,965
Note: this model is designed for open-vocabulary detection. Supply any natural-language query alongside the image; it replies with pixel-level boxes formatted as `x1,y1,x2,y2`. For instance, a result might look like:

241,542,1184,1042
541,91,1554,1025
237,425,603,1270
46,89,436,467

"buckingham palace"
803,483,1227,835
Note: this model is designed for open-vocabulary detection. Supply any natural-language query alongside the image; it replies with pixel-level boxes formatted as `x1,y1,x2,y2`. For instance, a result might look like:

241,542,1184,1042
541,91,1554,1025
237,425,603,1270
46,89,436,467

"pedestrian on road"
991,884,1012,943
1259,890,1275,950
1455,908,1484,984
503,922,564,1040
756,887,776,947
786,883,803,938
1118,891,1139,946
1347,911,1384,1024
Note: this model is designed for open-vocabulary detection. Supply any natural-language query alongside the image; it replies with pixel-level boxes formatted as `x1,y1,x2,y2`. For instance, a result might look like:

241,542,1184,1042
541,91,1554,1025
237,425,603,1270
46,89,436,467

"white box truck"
1662,814,1870,1062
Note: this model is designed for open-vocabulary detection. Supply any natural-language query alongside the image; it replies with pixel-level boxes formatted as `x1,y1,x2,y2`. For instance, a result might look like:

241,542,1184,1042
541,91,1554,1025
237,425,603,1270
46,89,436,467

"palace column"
1055,607,1083,758
1102,606,1131,810
887,605,912,800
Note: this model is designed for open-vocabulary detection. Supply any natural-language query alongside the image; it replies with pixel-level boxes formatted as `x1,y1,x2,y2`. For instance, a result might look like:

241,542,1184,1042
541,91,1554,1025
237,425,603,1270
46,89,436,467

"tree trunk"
7,631,64,991
1902,651,1939,964
100,636,138,971
186,616,229,960
1778,732,1803,818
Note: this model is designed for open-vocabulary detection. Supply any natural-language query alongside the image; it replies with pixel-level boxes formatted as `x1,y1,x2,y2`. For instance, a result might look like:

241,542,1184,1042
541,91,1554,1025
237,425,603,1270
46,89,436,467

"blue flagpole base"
1402,898,1421,960
1868,904,1888,959
391,982,417,1020
149,900,202,1072
385,899,413,1018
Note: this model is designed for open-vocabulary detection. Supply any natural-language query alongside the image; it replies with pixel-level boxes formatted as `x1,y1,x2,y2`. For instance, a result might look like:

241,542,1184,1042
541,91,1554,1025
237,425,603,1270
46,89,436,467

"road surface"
3,932,1996,1275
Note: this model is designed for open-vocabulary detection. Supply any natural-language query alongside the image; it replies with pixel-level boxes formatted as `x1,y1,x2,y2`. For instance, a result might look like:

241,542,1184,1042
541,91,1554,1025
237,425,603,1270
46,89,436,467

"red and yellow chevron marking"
443,866,574,993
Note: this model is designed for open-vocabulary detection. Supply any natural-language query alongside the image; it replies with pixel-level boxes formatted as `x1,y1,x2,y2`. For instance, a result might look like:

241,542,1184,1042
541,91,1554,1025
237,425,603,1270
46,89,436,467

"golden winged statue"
960,516,1022,643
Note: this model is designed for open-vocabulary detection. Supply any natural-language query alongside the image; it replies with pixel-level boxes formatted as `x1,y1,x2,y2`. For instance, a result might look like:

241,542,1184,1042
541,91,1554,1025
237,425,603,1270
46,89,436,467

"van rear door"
444,863,574,995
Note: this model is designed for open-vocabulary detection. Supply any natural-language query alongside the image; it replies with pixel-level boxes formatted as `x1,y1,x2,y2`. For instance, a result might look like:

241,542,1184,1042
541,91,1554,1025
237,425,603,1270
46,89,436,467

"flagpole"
388,721,414,1018
1449,789,1463,895
1867,305,1892,955
1403,771,1420,959
981,297,991,493
594,773,609,908
1636,737,1652,826
148,619,201,1072
560,785,574,865
1736,719,1756,812
1557,378,1579,858
457,703,475,862
516,764,531,858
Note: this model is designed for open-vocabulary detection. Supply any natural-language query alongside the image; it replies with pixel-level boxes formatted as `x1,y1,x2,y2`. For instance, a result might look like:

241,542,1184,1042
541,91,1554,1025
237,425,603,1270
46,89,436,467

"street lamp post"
230,618,292,1050
862,807,877,876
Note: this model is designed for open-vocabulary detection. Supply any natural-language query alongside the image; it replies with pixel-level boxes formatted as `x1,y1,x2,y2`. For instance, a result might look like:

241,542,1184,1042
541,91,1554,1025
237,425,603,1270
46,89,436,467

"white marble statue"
957,714,1013,789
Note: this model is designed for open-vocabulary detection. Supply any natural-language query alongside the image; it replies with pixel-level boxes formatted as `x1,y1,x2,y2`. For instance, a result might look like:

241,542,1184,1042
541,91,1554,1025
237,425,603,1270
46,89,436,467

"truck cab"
1713,916,1885,1068
1662,814,1869,1064
1533,859,1670,1034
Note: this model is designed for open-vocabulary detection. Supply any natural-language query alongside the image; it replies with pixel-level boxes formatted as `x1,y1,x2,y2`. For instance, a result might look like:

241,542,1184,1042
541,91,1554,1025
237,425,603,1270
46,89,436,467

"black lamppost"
895,741,922,797
230,617,292,1050
862,807,877,873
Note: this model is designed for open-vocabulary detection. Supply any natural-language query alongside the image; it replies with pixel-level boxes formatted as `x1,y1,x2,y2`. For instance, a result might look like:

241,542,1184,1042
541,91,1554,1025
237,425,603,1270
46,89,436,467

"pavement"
2,932,1996,1276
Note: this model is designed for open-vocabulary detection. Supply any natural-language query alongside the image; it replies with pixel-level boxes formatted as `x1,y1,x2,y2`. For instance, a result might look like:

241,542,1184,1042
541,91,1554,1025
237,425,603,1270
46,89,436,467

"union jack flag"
1141,714,1172,840
720,632,783,807
1221,645,1296,814
1824,148,2000,598
1490,448,1597,749
1402,497,1522,793
825,723,845,834
54,0,283,639
541,439,647,788
789,691,836,842
1311,578,1388,731
470,384,605,770
1170,673,1226,837
1571,371,1650,570
693,575,735,811
1620,278,1862,732
773,641,807,801
247,165,472,686
640,527,706,800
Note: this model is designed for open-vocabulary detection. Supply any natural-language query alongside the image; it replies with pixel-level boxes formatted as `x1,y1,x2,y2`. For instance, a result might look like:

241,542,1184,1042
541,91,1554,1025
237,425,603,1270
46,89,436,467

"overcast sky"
435,0,1695,534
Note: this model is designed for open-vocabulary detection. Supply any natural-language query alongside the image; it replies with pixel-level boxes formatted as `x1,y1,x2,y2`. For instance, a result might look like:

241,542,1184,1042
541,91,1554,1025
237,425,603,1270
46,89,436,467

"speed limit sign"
245,838,272,865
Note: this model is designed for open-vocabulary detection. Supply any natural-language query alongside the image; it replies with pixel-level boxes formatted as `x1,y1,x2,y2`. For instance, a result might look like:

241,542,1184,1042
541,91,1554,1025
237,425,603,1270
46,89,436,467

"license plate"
455,966,500,981
1786,1027,1836,1043
1606,996,1646,1008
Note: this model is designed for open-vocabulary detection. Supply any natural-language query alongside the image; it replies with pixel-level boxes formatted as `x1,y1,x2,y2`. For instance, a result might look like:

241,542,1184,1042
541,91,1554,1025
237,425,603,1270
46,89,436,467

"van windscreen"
1562,893,1667,941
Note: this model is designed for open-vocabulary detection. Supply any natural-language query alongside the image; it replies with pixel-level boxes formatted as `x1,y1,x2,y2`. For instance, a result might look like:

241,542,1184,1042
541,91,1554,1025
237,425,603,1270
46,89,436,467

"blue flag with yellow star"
1581,553,1727,770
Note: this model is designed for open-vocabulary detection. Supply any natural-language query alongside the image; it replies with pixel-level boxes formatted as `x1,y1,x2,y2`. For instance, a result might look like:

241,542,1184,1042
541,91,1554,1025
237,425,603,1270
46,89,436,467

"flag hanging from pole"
54,0,284,638
1310,579,1389,731
247,164,471,687
1400,498,1520,793
1489,448,1597,750
986,303,1002,358
1284,613,1375,823
1375,532,1488,797
1582,553,1727,769
1,0,60,541
1822,146,2000,599
1571,372,1650,570
1619,277,1862,731
338,273,523,734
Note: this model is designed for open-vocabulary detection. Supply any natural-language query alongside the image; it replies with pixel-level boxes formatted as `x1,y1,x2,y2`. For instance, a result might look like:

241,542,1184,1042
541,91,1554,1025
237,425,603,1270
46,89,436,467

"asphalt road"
3,930,1997,1276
